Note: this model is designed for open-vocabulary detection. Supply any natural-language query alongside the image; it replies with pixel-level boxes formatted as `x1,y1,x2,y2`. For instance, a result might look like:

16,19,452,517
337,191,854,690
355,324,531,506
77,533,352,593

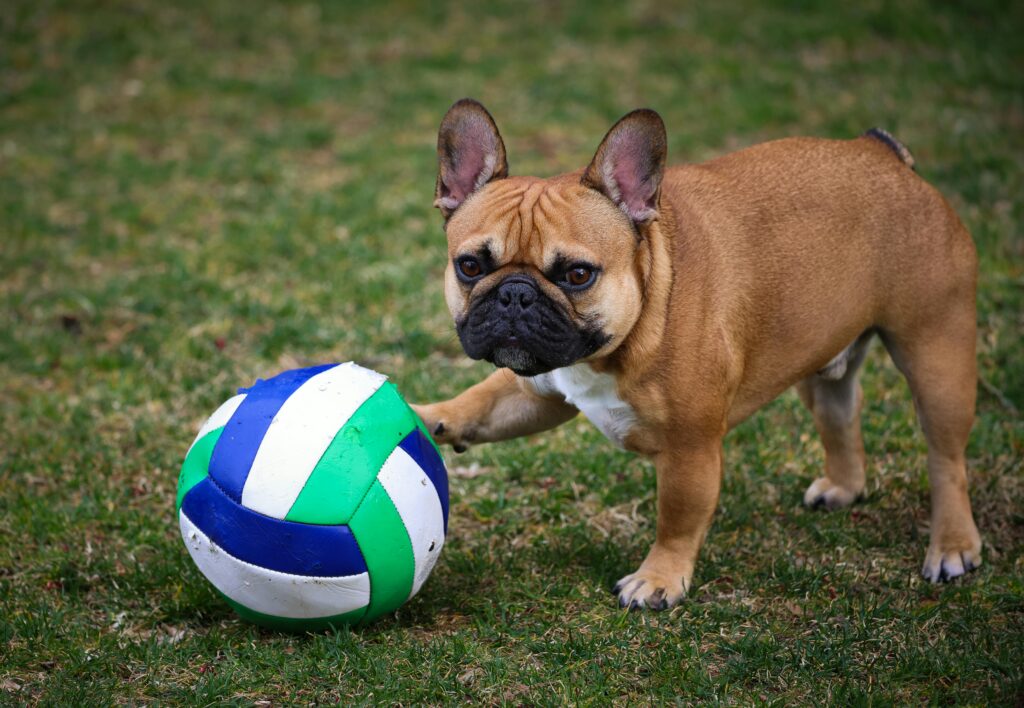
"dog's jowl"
413,99,982,609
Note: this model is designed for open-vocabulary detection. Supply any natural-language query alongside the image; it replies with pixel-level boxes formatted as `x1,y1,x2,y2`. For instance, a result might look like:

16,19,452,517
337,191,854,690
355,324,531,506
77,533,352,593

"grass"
2,0,1022,703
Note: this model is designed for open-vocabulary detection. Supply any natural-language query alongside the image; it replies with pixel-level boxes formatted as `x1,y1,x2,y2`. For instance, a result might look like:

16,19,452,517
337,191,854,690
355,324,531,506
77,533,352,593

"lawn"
1,0,1022,703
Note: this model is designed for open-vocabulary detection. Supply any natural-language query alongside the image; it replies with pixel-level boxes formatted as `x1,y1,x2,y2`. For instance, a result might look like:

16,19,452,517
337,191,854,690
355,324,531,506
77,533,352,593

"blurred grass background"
1,0,1022,703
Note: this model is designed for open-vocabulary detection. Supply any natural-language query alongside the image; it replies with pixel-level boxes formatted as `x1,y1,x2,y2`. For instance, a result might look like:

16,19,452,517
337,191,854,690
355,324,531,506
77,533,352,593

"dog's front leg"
614,440,723,610
411,369,578,452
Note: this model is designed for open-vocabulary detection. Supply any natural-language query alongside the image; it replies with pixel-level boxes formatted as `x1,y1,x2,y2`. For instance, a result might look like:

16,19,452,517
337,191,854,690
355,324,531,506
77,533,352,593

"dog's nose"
497,279,537,310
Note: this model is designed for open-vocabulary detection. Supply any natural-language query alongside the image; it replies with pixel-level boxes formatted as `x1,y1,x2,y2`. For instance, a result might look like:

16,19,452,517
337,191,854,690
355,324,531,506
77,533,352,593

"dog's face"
433,100,667,376
442,178,639,376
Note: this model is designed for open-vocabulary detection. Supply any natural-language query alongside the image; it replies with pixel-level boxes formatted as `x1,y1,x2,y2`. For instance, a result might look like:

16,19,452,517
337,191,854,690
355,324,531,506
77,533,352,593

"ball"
175,362,448,629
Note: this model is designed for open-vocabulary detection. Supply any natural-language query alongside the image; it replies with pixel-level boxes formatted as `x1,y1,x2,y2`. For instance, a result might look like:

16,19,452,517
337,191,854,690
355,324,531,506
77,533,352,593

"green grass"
2,0,1023,703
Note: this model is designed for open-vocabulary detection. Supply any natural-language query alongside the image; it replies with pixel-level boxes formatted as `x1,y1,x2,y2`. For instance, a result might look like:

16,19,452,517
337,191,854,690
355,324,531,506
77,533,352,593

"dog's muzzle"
456,275,608,376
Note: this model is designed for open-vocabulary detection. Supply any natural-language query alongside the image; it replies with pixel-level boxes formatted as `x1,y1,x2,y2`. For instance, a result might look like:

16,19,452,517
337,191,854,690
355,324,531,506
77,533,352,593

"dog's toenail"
434,422,446,435
453,443,467,453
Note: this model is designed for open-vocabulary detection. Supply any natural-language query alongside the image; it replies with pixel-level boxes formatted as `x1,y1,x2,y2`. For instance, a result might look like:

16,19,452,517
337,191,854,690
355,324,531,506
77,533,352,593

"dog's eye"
567,267,592,286
456,257,483,281
564,266,596,289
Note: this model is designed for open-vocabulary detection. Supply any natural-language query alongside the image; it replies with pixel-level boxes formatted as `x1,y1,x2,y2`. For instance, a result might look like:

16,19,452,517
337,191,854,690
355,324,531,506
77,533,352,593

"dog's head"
433,99,667,377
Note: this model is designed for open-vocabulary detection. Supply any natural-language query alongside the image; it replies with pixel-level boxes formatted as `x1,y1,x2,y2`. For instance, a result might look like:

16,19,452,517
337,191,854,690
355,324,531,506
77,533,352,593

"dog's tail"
863,127,916,170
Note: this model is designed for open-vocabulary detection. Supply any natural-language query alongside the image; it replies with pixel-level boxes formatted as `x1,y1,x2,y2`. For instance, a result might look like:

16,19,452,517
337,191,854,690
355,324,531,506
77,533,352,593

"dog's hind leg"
880,309,982,582
797,332,874,510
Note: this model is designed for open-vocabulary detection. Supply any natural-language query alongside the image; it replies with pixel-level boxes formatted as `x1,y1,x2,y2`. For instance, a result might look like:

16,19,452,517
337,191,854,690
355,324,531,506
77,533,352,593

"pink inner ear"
445,116,499,205
451,145,488,200
609,140,658,222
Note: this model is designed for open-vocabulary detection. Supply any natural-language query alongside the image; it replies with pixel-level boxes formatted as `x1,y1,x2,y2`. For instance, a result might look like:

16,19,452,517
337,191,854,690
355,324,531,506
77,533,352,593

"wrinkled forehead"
445,176,634,267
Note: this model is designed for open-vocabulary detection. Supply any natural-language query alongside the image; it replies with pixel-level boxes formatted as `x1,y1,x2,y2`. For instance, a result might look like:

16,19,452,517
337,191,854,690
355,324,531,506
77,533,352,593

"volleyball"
175,362,449,629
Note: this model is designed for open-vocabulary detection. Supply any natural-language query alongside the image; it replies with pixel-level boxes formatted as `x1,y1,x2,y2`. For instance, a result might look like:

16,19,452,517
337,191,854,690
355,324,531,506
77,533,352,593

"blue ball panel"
181,477,368,577
208,363,335,502
398,429,449,534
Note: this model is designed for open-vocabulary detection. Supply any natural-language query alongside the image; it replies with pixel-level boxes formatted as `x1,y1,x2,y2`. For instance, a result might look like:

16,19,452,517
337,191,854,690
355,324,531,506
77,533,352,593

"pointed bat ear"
434,99,509,219
581,109,667,226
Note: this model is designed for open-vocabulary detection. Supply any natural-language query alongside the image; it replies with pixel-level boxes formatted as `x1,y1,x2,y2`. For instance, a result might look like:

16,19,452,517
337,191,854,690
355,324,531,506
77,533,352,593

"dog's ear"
582,109,667,225
435,99,509,219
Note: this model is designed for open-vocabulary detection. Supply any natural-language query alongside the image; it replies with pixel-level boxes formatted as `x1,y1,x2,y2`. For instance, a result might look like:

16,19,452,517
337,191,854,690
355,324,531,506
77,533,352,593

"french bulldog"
411,98,982,609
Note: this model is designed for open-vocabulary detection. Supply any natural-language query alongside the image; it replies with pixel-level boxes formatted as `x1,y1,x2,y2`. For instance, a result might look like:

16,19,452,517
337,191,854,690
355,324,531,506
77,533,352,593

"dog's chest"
532,364,637,449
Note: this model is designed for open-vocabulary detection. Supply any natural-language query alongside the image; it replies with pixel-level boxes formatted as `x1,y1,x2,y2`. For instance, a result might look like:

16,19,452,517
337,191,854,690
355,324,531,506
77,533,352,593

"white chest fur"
531,364,637,449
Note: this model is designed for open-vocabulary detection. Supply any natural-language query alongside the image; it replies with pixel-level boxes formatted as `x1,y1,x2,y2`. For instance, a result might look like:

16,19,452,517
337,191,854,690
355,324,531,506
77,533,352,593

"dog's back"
659,133,976,420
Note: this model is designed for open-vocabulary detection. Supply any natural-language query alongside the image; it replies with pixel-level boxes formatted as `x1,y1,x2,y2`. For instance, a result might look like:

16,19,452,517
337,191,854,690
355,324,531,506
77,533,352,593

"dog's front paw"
612,555,690,611
803,477,861,510
922,530,982,583
613,570,685,611
410,402,473,453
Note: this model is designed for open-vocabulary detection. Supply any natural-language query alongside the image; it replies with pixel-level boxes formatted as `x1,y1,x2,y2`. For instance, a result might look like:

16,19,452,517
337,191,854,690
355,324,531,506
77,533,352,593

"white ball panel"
376,446,446,601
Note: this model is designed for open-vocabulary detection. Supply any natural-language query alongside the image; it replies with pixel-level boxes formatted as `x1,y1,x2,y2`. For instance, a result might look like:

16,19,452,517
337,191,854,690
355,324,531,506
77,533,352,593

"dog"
411,98,982,609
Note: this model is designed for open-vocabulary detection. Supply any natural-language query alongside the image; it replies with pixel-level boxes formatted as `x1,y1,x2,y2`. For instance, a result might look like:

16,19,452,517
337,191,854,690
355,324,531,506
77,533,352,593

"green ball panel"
221,593,368,631
285,382,420,525
348,479,415,622
175,426,224,513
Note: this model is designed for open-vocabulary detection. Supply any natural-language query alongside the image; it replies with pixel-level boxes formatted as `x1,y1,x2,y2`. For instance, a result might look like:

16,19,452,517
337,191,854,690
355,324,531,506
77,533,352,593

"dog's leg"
881,313,982,582
614,441,723,610
411,368,578,452
798,334,873,510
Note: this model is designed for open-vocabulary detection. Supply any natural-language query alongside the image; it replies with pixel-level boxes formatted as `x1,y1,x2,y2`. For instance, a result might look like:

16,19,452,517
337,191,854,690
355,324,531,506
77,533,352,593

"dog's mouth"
458,311,608,377
489,345,546,376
